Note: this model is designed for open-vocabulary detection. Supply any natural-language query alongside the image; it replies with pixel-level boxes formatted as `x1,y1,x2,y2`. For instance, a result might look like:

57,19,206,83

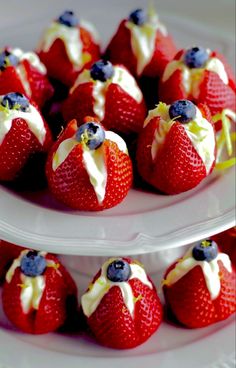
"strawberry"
37,12,100,87
81,258,162,349
0,48,54,108
62,61,147,135
136,101,216,194
0,240,23,284
0,93,52,182
159,47,236,126
163,240,236,328
2,250,78,334
105,7,176,79
46,118,133,211
212,227,236,266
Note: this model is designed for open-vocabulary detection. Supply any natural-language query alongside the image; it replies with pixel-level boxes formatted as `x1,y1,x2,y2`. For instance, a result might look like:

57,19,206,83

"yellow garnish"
82,52,91,64
47,262,60,270
213,110,236,169
133,294,143,304
201,240,211,247
17,283,29,289
215,157,236,170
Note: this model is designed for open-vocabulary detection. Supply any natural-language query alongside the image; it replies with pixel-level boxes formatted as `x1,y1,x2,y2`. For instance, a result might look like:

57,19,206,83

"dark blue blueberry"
128,9,147,26
169,99,197,124
0,50,19,71
107,259,131,282
1,92,30,112
184,47,209,69
76,122,105,150
192,240,218,262
20,250,47,277
90,60,114,82
57,10,79,27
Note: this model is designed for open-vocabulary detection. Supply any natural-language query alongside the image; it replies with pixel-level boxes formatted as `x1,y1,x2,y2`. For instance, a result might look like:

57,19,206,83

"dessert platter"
0,0,235,367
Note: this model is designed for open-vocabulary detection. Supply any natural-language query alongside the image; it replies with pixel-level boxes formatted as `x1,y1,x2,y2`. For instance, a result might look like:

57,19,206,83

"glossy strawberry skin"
0,61,54,108
0,241,23,284
85,261,162,349
38,26,100,87
46,120,133,211
22,60,54,107
212,228,236,266
0,105,52,181
136,105,215,194
106,20,176,78
2,253,78,334
163,260,236,328
62,80,147,135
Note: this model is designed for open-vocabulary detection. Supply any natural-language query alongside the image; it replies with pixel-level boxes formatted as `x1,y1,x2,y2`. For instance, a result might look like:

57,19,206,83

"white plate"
0,270,235,368
0,0,235,256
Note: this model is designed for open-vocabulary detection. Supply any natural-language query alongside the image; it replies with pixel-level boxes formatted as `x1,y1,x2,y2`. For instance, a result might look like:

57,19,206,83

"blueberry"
184,47,209,69
0,50,19,71
129,9,147,26
192,240,218,262
20,251,47,277
57,10,79,27
76,121,105,150
90,60,114,82
1,92,30,112
169,99,197,124
107,259,131,282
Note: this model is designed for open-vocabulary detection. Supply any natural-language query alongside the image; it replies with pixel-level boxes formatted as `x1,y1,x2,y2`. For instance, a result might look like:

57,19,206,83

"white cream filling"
145,103,215,173
162,55,229,98
15,64,32,97
6,250,49,314
52,130,128,204
38,21,83,68
80,19,100,44
11,48,46,74
0,96,46,145
164,247,232,300
81,259,153,318
125,9,167,75
70,66,143,120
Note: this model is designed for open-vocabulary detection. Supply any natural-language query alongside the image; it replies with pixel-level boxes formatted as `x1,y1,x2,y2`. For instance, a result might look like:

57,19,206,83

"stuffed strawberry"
81,257,162,349
0,92,52,182
163,239,236,328
62,60,147,134
136,100,216,194
105,7,176,79
37,10,100,87
0,240,23,284
159,47,236,129
2,249,78,334
46,117,133,211
0,47,54,108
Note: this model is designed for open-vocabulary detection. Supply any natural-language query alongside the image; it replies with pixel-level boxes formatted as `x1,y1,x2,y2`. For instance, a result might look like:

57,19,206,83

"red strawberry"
46,118,133,211
37,19,100,87
163,240,236,328
159,48,236,125
136,101,216,194
81,258,162,349
0,94,52,182
197,70,236,116
0,48,54,108
62,62,147,135
0,240,23,283
158,69,187,104
2,250,78,334
22,59,54,107
106,10,176,79
212,227,236,266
